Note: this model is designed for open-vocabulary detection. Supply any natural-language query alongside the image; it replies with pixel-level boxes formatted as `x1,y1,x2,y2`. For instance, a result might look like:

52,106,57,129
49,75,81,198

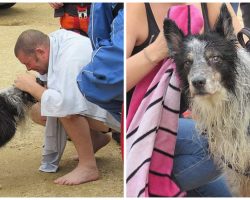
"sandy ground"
0,3,123,197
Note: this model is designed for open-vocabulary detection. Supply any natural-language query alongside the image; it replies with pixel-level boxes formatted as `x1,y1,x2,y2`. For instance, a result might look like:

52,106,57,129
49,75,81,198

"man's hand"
14,73,37,93
14,73,46,101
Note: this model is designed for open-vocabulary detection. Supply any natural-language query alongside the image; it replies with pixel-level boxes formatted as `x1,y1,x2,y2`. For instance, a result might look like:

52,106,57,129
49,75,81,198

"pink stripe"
148,174,181,196
168,4,203,36
126,103,161,147
146,59,175,87
127,134,155,175
127,59,175,129
154,130,177,155
127,59,185,196
127,162,150,197
150,152,173,174
127,70,172,140
127,63,162,128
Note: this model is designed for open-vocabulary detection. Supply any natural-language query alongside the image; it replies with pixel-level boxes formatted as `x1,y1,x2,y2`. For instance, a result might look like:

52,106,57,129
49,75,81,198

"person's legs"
29,102,46,126
54,115,99,185
87,117,110,132
173,118,232,197
186,176,231,197
30,103,111,153
86,117,112,153
90,130,111,153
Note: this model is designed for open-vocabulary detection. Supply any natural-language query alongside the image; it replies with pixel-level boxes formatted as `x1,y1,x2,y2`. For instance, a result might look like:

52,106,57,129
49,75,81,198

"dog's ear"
214,3,236,41
163,19,184,57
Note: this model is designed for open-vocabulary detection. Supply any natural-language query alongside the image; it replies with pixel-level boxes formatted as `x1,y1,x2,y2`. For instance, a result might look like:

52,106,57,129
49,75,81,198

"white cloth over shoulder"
39,30,120,172
40,29,119,130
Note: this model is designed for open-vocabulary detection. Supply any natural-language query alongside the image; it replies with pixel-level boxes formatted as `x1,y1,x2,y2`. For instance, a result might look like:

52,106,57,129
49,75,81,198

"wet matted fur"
164,4,250,196
0,87,35,147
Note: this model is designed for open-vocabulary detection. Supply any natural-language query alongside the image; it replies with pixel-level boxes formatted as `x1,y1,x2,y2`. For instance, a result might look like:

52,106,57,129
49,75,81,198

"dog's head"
164,4,238,99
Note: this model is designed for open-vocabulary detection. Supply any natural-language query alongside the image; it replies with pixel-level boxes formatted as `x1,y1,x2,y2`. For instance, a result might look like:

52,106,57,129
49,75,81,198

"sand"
0,3,123,197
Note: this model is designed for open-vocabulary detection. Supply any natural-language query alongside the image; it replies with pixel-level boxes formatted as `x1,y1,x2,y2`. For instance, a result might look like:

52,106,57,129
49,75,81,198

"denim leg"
173,118,232,197
186,176,232,197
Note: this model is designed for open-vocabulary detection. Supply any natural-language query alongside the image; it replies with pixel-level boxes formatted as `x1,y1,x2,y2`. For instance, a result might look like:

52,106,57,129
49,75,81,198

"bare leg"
30,103,111,152
91,130,111,153
29,102,46,126
72,130,111,161
87,118,112,153
54,115,99,185
87,117,110,132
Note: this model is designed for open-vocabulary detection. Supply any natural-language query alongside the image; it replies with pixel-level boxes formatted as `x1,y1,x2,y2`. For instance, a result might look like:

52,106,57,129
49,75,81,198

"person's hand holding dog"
14,73,45,101
126,30,168,91
144,30,169,65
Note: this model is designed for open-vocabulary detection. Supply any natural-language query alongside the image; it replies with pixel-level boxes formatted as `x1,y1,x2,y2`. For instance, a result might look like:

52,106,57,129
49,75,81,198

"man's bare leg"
91,130,111,153
87,117,110,132
54,115,99,185
29,103,46,126
72,130,111,161
87,118,112,153
71,117,112,160
30,103,111,153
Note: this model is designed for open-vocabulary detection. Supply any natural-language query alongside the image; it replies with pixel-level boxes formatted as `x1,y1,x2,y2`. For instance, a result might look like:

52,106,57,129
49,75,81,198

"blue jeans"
173,118,232,197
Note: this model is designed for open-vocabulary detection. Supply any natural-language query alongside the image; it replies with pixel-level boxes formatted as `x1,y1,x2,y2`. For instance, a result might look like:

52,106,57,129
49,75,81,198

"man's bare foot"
54,164,99,185
72,132,111,161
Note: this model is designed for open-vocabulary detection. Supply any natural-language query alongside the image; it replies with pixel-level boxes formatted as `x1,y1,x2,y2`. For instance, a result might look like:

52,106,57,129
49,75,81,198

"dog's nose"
192,77,206,89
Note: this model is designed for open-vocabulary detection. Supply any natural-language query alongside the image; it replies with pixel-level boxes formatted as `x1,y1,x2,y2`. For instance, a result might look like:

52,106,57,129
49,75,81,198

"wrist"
146,43,168,64
31,83,46,101
143,48,158,66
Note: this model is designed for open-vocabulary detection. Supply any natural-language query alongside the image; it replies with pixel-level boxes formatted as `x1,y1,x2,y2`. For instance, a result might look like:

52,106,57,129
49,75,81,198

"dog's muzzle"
191,76,209,95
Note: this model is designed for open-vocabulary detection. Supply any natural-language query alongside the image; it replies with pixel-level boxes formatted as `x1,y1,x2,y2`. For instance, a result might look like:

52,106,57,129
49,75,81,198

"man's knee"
60,115,79,120
59,115,86,124
29,103,46,126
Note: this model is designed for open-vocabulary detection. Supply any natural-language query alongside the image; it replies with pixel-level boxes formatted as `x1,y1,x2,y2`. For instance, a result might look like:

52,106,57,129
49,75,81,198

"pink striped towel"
126,5,204,196
126,59,186,197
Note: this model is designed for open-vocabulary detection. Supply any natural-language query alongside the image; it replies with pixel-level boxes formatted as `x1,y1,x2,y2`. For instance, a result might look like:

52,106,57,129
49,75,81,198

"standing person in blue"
77,3,124,124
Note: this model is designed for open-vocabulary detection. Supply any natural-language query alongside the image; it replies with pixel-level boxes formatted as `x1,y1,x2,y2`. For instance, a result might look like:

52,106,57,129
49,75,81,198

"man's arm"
14,73,46,101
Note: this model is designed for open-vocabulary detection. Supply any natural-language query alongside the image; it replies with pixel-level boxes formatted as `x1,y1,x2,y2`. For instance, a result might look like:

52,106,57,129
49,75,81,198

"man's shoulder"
49,29,92,56
50,29,90,43
49,29,73,37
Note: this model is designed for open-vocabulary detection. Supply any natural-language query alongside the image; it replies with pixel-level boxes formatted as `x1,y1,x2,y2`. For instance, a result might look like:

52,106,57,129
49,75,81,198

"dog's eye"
209,56,221,63
184,60,192,70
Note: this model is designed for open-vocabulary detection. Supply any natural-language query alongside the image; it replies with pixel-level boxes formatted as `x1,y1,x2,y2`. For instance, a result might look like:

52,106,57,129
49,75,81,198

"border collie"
0,87,36,147
164,4,250,196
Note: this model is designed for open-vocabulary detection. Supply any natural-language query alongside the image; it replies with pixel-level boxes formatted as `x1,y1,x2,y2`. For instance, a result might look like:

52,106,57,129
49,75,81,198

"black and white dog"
0,87,35,147
0,77,44,147
164,4,250,196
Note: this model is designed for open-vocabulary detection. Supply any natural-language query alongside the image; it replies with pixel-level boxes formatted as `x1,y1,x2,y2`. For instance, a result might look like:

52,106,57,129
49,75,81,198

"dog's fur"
164,4,250,196
0,87,35,147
